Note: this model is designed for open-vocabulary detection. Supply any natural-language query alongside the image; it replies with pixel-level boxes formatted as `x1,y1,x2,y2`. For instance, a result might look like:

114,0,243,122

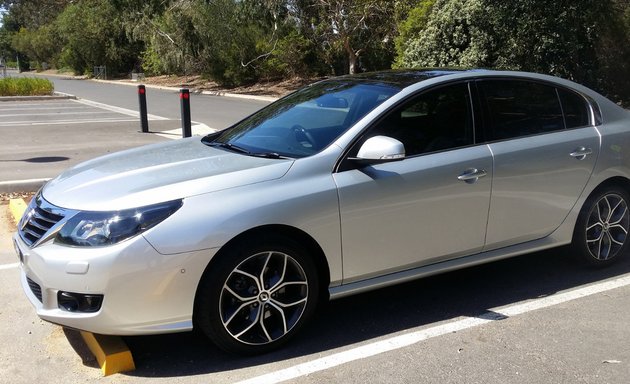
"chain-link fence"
93,65,107,79
0,57,7,78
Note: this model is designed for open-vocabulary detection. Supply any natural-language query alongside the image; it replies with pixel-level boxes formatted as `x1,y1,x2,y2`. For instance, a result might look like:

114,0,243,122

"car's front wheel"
573,186,630,266
195,235,319,355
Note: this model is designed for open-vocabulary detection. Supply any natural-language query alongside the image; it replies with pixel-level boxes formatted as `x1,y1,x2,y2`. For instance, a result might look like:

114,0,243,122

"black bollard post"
138,85,149,133
180,88,192,138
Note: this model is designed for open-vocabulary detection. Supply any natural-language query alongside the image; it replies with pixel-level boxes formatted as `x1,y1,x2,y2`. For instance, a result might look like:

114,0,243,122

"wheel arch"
571,175,630,265
193,224,331,309
584,176,630,207
575,176,630,223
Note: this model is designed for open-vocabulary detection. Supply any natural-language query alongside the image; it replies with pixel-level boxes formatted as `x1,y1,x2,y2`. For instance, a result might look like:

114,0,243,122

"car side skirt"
329,236,571,300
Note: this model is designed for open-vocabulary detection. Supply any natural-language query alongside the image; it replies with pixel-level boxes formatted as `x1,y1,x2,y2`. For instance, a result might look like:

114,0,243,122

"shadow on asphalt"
118,248,630,378
0,156,70,163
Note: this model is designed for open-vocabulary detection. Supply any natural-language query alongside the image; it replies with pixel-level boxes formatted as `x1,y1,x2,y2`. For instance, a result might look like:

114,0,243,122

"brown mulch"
31,70,325,97
121,74,322,98
0,192,35,203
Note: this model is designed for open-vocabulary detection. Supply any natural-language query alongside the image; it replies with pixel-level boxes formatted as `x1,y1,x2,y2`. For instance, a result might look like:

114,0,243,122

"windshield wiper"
210,142,251,154
210,142,292,159
249,152,293,160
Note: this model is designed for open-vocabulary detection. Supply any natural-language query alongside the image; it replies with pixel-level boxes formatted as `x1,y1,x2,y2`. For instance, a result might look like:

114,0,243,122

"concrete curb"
18,70,280,101
91,78,279,102
0,92,77,102
199,89,278,102
0,178,50,194
8,198,27,224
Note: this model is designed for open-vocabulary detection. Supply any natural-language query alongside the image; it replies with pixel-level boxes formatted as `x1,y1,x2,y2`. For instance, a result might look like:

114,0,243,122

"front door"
334,82,493,283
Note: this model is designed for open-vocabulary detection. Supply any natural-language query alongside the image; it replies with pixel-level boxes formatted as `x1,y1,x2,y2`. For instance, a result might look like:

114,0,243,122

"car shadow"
120,247,630,378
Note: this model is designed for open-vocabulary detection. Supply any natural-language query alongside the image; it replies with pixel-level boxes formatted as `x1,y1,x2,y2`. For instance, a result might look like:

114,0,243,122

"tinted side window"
479,80,564,141
369,83,474,156
558,89,590,128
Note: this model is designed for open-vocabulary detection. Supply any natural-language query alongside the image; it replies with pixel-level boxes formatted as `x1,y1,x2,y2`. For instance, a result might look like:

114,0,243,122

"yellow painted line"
8,198,27,224
80,332,135,376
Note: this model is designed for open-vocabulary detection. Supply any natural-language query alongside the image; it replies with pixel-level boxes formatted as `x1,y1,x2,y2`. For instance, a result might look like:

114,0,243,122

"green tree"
399,0,497,68
11,24,61,69
0,0,71,29
393,0,435,68
590,0,630,104
0,25,16,64
298,0,396,74
489,0,611,82
55,0,141,75
398,0,629,103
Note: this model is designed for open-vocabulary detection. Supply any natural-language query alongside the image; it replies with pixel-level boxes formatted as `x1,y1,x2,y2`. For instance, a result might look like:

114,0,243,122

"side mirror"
352,135,405,163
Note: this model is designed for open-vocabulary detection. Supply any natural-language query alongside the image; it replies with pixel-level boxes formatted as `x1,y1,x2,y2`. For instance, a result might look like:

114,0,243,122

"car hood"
42,138,294,211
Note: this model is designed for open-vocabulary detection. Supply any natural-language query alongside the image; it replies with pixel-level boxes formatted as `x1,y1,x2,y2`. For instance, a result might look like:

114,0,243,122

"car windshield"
204,80,401,158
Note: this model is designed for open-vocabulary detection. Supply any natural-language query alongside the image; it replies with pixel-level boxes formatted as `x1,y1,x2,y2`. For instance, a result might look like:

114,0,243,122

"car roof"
333,68,486,88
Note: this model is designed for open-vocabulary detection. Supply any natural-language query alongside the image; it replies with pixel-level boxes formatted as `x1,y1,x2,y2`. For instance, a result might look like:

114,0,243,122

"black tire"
194,235,319,355
573,186,630,266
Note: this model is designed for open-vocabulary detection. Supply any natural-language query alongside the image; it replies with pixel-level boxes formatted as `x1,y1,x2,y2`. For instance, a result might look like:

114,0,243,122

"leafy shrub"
0,77,54,96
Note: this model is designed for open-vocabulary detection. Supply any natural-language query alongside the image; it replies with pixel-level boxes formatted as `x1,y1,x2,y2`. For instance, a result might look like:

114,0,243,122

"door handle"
458,168,487,184
570,147,593,160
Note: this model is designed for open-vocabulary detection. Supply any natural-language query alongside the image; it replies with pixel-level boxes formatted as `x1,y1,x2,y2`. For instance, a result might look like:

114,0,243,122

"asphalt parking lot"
0,98,170,183
3,199,630,383
2,94,630,383
0,97,214,186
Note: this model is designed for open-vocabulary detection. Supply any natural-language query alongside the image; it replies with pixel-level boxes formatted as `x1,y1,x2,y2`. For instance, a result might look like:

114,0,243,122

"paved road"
2,204,630,383
0,99,172,183
11,69,270,130
1,70,271,186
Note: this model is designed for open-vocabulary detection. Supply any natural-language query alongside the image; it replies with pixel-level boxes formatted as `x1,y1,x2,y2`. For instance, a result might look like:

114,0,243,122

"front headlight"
56,200,183,247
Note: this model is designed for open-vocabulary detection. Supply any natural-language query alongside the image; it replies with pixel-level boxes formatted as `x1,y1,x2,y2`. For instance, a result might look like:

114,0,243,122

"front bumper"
14,232,215,335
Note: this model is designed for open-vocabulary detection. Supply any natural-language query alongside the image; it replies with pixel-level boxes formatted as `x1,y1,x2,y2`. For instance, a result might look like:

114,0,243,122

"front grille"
26,277,43,302
18,196,65,247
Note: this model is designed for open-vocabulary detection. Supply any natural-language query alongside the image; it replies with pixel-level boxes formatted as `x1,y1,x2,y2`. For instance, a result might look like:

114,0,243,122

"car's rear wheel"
195,235,319,355
573,186,630,266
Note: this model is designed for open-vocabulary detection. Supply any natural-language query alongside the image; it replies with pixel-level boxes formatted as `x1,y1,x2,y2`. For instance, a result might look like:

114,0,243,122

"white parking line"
237,273,630,384
73,99,169,120
0,263,19,270
154,122,217,139
0,102,77,108
0,118,142,126
0,111,115,117
0,106,92,112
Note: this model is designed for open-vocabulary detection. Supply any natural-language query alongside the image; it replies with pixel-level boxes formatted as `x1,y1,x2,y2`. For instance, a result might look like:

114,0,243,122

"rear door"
477,79,600,250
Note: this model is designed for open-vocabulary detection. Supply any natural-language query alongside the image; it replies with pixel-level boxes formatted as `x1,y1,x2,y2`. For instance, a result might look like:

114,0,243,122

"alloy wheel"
219,251,309,345
585,193,630,260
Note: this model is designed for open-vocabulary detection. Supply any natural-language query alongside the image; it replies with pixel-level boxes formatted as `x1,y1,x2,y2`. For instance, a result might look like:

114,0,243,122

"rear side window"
558,89,590,128
478,80,564,141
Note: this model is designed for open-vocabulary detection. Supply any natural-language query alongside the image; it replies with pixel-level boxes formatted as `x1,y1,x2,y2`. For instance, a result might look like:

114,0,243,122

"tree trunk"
344,38,358,74
348,53,357,74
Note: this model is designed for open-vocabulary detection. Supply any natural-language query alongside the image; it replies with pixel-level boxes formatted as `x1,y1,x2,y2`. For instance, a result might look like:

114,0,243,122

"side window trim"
470,81,485,144
467,81,480,145
555,87,568,130
584,94,603,126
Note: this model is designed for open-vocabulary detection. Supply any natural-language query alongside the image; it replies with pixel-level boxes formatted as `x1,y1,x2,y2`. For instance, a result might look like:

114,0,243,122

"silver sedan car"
14,69,630,354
